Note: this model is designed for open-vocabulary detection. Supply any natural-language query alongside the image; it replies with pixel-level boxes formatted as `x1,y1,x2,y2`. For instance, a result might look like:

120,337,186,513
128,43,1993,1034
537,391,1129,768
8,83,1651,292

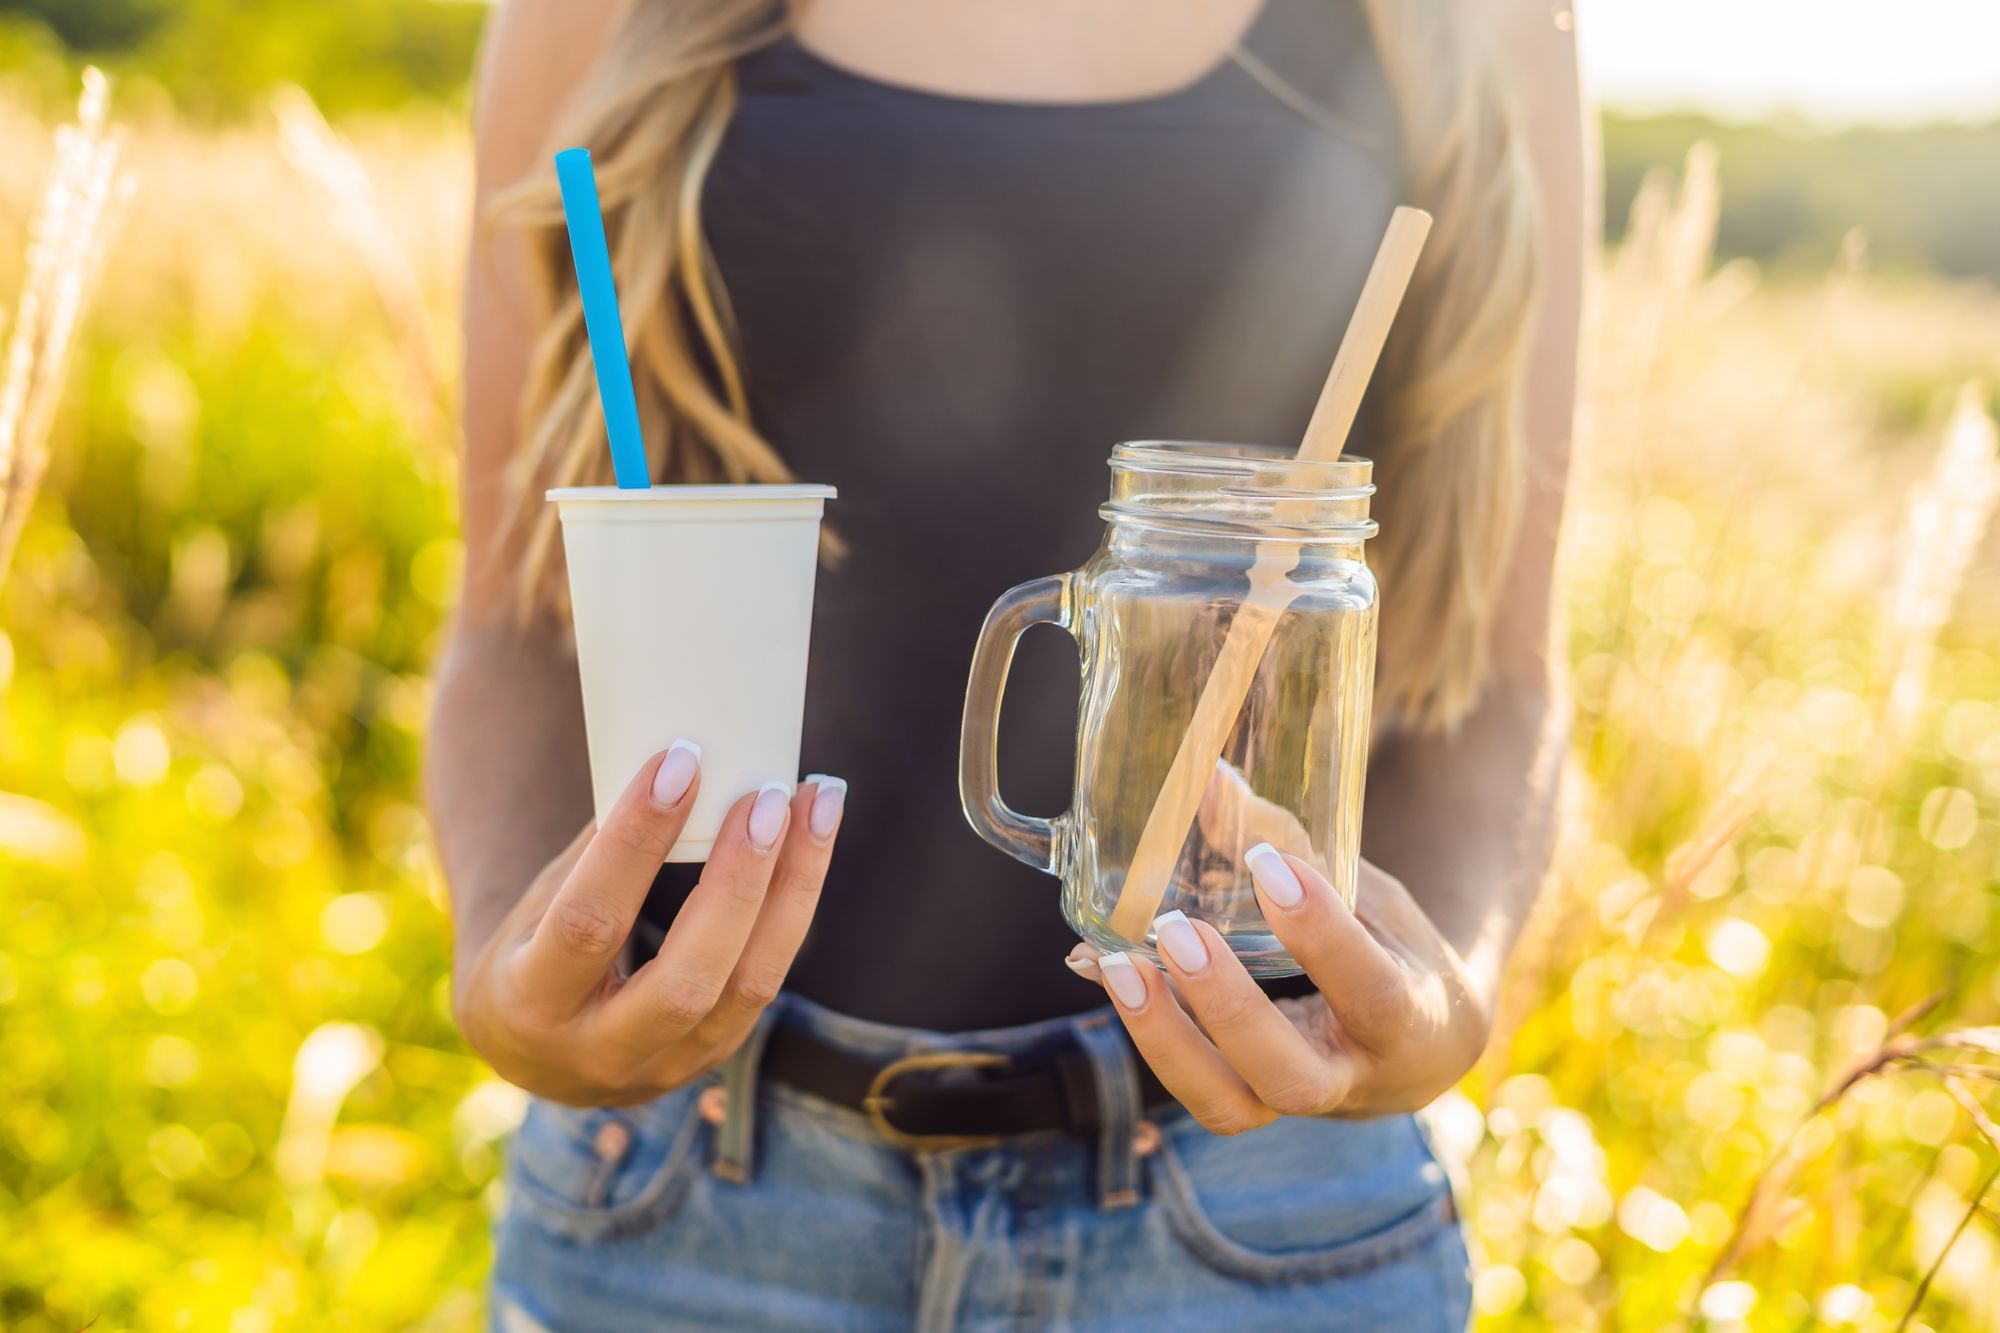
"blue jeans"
491,994,1470,1332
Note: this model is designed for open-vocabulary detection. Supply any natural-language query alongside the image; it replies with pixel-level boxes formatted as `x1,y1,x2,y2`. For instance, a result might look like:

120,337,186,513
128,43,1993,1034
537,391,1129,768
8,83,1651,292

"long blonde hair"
500,0,1537,732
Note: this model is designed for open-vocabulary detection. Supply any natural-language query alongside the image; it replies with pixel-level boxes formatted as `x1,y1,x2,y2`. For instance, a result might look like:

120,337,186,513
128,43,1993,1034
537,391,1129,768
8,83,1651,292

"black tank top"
637,0,1404,1030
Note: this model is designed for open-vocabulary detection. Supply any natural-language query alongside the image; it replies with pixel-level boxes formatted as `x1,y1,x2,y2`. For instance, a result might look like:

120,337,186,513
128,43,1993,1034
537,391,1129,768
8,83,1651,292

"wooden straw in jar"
1106,206,1433,944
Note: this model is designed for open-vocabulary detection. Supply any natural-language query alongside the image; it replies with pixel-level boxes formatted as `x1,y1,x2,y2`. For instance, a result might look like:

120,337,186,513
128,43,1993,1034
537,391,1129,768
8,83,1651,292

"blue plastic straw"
554,148,650,489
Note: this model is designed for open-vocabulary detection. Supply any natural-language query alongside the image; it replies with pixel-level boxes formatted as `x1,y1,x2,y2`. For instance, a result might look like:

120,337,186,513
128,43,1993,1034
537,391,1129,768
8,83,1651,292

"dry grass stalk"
1660,744,1777,895
1579,144,1725,685
1943,1075,2000,1154
1600,141,1719,394
1873,383,2000,771
1692,992,1952,1302
271,84,449,440
0,69,130,586
1658,141,1721,312
1896,1161,2000,1333
1690,1019,2000,1326
1787,382,2000,934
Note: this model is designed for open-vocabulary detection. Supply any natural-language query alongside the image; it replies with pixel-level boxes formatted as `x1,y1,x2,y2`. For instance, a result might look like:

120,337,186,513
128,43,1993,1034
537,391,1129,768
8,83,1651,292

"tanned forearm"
428,0,635,995
426,626,593,988
1360,678,1567,1014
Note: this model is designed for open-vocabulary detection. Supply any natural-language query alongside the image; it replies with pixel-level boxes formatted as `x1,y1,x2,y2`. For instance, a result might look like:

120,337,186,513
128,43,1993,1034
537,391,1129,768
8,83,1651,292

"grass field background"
2,83,1998,1332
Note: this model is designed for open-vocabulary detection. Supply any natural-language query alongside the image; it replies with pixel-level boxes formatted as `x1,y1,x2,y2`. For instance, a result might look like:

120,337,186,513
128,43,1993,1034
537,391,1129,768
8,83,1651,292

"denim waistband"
711,992,1148,1209
768,990,1124,1060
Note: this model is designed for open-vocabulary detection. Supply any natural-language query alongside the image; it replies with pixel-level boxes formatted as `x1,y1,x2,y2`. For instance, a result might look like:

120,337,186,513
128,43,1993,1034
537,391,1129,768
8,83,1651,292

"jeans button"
593,1118,630,1163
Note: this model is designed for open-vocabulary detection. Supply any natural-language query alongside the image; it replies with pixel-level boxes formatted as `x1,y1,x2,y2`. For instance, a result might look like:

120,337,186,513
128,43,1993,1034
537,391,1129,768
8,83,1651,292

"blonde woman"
429,0,1586,1327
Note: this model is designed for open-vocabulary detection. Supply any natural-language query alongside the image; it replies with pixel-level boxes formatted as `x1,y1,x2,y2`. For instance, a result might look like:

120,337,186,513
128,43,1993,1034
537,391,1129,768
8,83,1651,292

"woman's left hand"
1069,849,1490,1131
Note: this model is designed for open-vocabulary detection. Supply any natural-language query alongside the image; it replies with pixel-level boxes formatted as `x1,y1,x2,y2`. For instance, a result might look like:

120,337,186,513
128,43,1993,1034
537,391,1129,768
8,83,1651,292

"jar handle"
958,574,1072,874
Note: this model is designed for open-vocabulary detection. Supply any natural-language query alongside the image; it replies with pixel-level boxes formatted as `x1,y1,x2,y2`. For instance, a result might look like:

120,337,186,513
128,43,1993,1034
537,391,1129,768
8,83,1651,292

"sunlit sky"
1580,0,2000,126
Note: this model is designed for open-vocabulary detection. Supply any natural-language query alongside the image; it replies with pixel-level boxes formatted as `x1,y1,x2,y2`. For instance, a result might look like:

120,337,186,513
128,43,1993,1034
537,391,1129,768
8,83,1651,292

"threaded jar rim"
1102,441,1378,541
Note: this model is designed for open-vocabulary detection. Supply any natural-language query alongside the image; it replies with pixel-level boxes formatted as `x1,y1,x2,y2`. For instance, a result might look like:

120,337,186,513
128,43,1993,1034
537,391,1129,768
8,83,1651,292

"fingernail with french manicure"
1064,953,1102,980
1245,842,1304,909
1152,910,1209,972
804,774,847,840
1098,952,1148,1009
748,780,792,851
652,739,701,809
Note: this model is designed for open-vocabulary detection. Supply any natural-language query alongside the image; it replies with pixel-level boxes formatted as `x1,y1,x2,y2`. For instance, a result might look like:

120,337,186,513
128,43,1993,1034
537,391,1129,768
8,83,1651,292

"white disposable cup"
549,484,836,861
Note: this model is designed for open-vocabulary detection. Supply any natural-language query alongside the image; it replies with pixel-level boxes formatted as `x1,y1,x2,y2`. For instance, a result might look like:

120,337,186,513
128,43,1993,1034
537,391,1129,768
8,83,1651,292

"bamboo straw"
1107,207,1432,943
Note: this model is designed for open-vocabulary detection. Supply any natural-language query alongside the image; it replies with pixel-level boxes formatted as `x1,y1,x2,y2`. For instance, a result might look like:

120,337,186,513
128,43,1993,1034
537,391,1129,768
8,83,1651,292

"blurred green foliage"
0,113,485,1327
0,0,483,115
5,0,2000,274
1,0,176,52
1604,112,2000,279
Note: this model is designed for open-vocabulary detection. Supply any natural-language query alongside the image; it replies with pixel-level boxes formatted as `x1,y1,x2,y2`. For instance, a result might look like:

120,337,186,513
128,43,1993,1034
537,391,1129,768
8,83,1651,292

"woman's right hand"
453,745,845,1106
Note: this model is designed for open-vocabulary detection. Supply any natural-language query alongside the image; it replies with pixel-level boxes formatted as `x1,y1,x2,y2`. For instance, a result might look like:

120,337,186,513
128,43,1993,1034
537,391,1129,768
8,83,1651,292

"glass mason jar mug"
959,441,1379,977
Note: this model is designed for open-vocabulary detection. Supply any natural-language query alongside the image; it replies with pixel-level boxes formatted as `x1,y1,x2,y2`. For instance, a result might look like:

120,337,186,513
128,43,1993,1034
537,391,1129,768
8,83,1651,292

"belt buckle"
863,1050,1012,1151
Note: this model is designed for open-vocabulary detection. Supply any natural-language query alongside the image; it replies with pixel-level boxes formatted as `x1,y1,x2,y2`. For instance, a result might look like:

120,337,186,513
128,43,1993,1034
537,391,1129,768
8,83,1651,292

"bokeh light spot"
113,719,172,786
141,957,199,1014
1705,917,1771,978
320,893,390,955
1917,786,1978,850
1473,1264,1527,1316
187,764,246,822
144,1035,201,1088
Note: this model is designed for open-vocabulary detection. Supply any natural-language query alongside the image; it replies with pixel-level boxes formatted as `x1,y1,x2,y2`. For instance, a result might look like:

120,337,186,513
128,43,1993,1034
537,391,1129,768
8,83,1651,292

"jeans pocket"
505,1084,708,1242
1151,1110,1457,1284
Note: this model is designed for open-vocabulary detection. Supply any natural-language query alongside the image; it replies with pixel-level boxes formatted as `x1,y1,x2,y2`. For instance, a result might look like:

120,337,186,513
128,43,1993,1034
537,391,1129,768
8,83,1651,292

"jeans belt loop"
711,999,784,1183
1072,1013,1144,1209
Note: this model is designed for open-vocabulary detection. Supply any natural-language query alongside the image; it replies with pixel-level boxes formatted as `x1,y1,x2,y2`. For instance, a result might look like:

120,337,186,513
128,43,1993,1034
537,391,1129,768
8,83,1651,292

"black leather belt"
758,1016,1177,1150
